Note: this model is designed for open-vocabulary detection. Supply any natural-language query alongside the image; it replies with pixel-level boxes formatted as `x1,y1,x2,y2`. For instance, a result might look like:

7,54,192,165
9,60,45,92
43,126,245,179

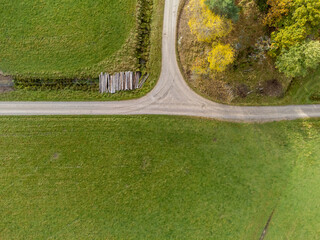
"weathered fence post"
129,72,133,90
99,73,102,93
99,72,107,93
120,72,124,91
124,72,129,90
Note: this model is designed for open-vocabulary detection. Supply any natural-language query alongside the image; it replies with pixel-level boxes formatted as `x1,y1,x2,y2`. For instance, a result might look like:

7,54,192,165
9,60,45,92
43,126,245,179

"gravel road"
0,0,319,122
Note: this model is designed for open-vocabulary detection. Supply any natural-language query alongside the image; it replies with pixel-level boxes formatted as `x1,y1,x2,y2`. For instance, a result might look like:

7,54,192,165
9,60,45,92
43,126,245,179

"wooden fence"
99,71,149,94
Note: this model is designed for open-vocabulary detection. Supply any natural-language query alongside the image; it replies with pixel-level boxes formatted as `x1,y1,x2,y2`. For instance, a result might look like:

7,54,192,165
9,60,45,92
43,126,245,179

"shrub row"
14,78,99,91
135,0,153,72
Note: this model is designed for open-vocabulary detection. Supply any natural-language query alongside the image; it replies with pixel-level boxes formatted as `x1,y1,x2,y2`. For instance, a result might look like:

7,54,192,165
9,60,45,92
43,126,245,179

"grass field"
0,0,137,79
0,116,319,239
0,0,165,101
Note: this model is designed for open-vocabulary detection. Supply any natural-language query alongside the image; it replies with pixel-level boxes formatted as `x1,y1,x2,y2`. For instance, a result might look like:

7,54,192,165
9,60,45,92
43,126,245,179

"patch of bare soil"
0,72,14,93
0,72,13,83
0,86,14,93
260,79,283,97
237,84,250,98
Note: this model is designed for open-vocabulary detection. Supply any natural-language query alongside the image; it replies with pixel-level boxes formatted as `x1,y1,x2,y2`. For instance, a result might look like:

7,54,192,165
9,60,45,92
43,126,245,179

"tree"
188,0,232,42
205,0,240,21
255,0,269,13
208,43,235,72
266,0,320,56
264,0,293,27
276,40,320,77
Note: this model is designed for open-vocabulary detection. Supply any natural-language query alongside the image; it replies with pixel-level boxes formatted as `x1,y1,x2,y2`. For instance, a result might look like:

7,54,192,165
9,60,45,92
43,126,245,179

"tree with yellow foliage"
187,0,232,42
265,0,320,56
208,43,235,72
187,0,235,72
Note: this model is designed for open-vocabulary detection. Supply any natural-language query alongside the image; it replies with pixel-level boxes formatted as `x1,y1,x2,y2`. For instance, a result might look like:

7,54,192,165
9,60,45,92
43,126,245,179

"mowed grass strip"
0,116,319,239
0,0,137,78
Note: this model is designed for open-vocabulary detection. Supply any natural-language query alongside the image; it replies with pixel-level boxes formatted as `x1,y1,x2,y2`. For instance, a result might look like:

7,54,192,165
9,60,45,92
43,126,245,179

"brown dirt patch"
237,84,251,98
0,72,13,85
260,79,283,97
0,72,14,93
0,86,14,93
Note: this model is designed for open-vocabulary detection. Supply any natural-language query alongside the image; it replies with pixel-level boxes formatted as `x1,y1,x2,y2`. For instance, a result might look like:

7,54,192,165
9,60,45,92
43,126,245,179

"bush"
205,0,239,21
208,43,235,72
255,0,269,13
276,41,320,78
266,0,320,56
14,78,99,91
188,0,232,42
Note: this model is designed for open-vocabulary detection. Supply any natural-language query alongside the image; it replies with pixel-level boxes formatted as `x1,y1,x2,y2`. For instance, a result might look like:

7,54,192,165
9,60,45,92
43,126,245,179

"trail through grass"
0,116,319,239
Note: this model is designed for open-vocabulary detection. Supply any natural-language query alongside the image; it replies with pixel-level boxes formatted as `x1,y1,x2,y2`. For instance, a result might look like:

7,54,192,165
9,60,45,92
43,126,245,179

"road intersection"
0,0,319,122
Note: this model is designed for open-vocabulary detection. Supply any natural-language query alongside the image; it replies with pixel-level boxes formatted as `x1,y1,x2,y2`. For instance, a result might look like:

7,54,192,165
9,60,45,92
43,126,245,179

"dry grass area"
177,0,291,104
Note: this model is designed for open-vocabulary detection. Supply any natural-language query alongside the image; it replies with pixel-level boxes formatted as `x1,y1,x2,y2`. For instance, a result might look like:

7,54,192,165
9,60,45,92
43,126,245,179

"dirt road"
0,0,319,121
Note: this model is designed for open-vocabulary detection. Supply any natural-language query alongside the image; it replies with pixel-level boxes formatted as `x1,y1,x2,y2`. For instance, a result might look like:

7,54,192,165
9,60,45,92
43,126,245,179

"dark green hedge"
14,78,99,91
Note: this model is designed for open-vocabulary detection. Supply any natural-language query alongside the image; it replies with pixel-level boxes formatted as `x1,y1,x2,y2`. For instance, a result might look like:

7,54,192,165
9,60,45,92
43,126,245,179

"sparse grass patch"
0,115,319,239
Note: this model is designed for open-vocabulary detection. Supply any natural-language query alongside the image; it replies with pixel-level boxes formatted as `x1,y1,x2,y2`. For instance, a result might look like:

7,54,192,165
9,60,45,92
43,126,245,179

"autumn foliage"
188,0,232,42
208,43,235,72
264,0,293,27
187,0,235,72
266,0,320,56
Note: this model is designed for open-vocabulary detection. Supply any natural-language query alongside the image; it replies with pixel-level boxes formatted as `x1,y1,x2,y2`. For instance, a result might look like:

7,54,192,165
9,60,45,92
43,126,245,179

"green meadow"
0,0,137,79
0,116,319,239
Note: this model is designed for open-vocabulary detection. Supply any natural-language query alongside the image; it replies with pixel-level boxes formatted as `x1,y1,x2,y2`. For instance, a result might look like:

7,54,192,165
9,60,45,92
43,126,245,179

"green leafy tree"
276,40,320,77
267,0,320,56
205,0,240,21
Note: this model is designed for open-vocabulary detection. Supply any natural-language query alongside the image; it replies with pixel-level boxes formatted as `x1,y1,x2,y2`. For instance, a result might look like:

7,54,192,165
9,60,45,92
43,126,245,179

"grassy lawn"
0,0,164,101
266,120,320,239
0,0,137,79
0,115,319,239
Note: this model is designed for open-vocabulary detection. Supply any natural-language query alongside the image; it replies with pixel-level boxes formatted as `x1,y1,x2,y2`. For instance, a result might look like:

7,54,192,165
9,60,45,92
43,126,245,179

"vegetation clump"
187,0,235,74
208,43,235,72
188,0,232,42
178,0,320,105
205,0,240,21
276,40,320,78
